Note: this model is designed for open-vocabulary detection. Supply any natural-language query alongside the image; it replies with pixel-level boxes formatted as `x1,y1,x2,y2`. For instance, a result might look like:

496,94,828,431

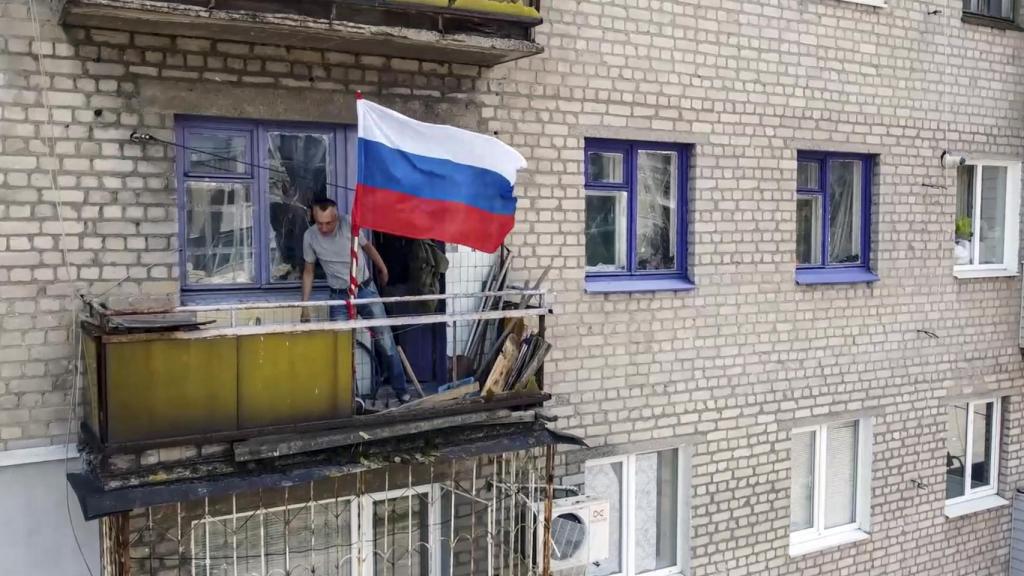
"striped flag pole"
348,91,363,320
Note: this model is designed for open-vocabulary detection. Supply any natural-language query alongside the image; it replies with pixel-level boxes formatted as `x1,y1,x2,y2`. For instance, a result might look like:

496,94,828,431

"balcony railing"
59,0,544,66
81,289,552,449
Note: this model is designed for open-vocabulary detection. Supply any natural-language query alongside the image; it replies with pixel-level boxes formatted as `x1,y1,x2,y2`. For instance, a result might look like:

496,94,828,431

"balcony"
69,284,575,520
57,0,544,66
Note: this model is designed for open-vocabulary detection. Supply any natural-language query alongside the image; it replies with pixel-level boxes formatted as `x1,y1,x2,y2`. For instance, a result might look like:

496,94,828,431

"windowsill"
795,268,879,286
961,13,1024,31
952,266,1018,279
944,494,1009,518
584,276,696,294
788,529,870,557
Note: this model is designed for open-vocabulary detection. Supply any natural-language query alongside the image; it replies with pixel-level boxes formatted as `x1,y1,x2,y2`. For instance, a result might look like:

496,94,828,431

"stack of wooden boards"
480,318,550,398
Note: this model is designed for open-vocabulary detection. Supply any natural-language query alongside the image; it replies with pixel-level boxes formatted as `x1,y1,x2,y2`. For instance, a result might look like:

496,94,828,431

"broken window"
178,119,352,299
583,139,690,290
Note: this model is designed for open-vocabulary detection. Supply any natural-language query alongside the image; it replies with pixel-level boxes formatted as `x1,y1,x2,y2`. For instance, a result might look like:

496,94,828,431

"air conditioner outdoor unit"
534,495,611,573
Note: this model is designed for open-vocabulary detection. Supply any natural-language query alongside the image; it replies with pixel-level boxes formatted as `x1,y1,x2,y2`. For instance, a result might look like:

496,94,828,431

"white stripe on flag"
357,99,527,185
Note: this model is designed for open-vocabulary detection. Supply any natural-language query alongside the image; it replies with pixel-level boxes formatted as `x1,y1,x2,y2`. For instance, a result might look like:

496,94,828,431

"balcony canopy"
59,0,545,66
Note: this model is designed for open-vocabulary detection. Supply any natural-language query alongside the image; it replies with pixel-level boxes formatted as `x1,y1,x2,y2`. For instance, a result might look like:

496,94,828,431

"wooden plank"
481,319,524,398
396,345,426,398
100,391,551,453
233,409,538,462
510,338,551,392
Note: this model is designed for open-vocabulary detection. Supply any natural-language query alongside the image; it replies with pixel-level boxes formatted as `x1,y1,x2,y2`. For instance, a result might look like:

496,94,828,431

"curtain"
824,422,858,528
827,160,861,264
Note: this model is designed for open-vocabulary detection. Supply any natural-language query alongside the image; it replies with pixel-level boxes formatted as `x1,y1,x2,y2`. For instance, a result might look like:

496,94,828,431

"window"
789,419,872,556
953,161,1021,278
963,0,1013,20
585,448,688,576
946,399,1001,505
583,139,692,293
795,152,878,285
177,117,355,301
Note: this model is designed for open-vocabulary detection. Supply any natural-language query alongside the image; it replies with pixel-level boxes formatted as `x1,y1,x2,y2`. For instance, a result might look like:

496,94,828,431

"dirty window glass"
267,132,331,283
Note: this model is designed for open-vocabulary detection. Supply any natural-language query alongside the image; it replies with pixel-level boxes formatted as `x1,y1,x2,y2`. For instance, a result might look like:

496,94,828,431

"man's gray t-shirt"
302,215,370,290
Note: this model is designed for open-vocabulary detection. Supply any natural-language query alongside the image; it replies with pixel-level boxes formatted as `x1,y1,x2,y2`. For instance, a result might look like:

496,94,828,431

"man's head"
311,198,339,236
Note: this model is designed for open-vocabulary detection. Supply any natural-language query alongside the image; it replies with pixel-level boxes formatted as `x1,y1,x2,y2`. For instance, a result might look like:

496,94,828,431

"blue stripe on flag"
357,138,517,216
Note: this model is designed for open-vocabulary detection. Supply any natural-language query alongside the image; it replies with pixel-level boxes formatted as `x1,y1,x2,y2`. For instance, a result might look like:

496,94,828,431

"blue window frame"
583,139,693,293
176,116,356,303
795,151,878,285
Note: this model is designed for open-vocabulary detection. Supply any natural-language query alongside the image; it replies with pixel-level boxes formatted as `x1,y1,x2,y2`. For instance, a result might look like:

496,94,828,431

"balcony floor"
61,0,544,66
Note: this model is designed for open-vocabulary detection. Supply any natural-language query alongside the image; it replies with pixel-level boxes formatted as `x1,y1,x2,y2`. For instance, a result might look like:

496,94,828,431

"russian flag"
354,99,527,253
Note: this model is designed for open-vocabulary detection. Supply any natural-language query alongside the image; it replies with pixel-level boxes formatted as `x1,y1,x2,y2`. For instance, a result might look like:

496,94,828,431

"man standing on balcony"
300,198,411,403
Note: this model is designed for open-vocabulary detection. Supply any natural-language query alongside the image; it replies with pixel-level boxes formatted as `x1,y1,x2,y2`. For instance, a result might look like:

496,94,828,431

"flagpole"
348,91,363,321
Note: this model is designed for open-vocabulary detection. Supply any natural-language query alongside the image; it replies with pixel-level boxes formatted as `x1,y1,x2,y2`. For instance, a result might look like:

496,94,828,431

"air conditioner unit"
534,495,610,573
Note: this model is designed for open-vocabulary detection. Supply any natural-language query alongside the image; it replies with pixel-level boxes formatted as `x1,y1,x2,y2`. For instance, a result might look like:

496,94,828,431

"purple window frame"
583,139,694,294
176,116,357,304
795,151,879,286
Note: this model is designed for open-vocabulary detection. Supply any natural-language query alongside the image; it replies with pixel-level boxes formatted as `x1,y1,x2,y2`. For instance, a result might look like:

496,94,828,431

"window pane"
185,182,255,285
828,159,862,264
955,166,976,266
946,403,968,499
634,450,678,573
268,132,331,283
965,0,1013,18
373,494,430,576
636,151,678,271
798,161,820,189
585,461,622,576
187,132,249,175
824,421,858,528
970,402,996,490
790,431,815,531
796,195,822,265
585,192,627,272
979,166,1007,265
587,152,624,183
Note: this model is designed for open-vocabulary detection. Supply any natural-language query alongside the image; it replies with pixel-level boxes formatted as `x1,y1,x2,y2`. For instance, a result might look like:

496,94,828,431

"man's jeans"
329,283,409,397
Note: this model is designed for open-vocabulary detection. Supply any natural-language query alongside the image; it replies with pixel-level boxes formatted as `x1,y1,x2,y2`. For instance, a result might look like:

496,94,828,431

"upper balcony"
56,0,544,66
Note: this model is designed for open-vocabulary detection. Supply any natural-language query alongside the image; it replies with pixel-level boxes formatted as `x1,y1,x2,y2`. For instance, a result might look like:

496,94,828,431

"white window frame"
953,160,1021,278
945,398,1002,506
584,447,690,576
360,484,442,576
788,419,873,557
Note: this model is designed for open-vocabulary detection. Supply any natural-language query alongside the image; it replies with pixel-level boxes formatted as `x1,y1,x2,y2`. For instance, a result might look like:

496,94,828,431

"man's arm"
300,262,315,321
363,242,389,287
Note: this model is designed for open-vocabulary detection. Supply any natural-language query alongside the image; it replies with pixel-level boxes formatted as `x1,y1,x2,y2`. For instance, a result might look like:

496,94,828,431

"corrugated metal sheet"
1010,490,1024,575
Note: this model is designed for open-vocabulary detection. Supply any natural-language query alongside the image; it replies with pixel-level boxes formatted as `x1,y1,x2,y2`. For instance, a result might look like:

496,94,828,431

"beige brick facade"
3,0,1024,572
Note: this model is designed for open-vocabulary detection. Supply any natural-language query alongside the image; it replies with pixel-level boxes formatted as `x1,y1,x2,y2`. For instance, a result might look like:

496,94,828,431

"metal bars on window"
125,450,549,576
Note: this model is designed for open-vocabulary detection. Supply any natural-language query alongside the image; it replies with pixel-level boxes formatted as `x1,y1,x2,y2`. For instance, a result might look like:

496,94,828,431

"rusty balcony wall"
58,0,545,66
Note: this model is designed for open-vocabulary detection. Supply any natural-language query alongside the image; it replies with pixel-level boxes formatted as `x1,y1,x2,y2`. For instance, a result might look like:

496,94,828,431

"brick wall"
3,0,1024,573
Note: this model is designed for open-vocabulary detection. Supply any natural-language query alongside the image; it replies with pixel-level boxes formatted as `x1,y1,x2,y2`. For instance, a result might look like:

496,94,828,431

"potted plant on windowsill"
954,216,972,265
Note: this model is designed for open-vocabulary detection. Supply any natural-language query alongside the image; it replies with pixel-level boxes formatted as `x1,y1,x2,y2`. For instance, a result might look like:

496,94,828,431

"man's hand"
376,264,389,288
299,307,310,323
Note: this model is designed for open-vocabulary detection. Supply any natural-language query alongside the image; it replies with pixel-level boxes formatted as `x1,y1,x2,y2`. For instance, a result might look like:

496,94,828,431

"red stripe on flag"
353,184,514,253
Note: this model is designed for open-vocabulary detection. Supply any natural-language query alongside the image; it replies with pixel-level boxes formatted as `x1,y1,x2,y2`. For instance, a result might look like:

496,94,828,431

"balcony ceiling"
60,0,544,66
